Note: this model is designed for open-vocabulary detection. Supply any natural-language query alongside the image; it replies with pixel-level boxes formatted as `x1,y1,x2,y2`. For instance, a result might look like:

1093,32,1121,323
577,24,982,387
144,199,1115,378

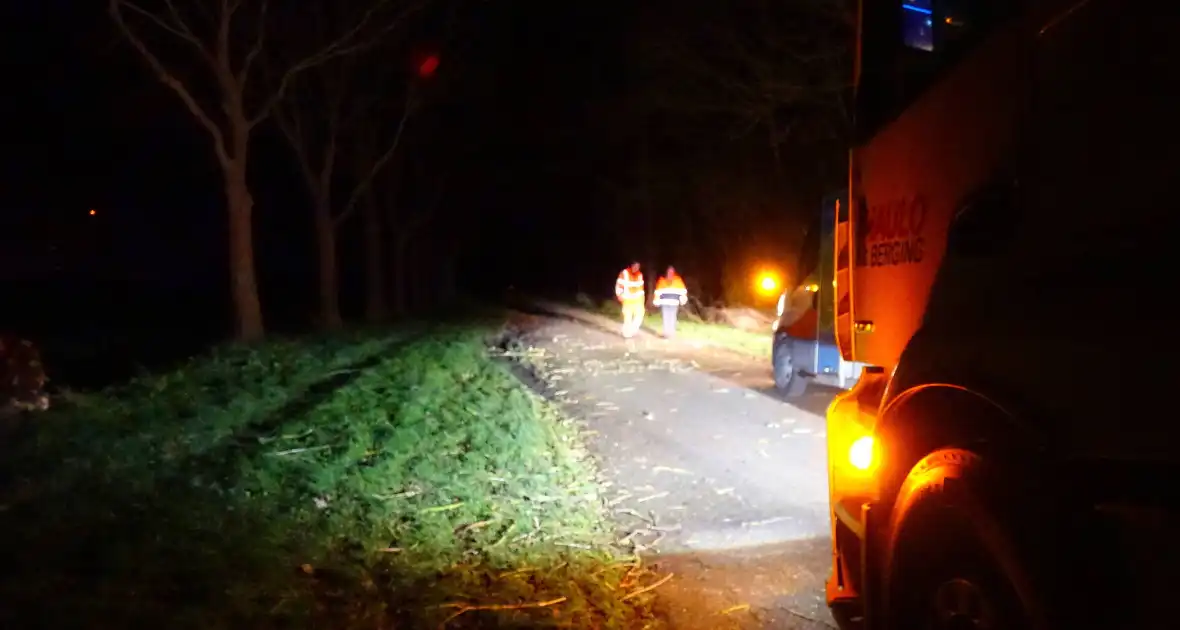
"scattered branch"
621,572,675,601
438,596,568,628
420,501,464,514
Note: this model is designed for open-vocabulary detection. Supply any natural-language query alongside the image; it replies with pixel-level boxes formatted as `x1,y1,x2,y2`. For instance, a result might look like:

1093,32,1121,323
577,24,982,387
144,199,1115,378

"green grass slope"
0,321,660,629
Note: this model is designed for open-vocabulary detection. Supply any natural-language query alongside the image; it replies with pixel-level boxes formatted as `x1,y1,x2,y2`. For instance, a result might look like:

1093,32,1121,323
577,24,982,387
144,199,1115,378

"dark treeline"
18,0,853,373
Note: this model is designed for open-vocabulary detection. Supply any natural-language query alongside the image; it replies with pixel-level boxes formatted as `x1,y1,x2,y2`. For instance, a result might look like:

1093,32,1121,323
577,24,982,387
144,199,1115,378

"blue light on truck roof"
903,3,932,15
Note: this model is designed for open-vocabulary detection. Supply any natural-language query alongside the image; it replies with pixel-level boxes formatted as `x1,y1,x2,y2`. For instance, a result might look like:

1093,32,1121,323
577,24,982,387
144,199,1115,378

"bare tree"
108,0,416,340
636,0,853,180
271,39,420,329
353,104,440,321
355,144,446,319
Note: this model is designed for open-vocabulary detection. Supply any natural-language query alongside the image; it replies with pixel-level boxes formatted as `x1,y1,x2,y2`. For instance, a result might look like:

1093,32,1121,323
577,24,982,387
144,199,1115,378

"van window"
902,1,935,51
855,0,1024,142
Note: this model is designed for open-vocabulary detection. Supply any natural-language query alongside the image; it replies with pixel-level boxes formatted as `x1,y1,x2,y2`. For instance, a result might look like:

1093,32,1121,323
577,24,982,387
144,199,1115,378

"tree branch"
119,0,211,60
109,0,229,165
273,51,351,216
249,0,426,129
319,116,339,205
237,0,268,87
272,102,322,199
335,91,414,227
224,0,245,20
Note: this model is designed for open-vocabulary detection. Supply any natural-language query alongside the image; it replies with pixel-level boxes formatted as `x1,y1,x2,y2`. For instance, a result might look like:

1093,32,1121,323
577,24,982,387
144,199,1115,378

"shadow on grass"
0,334,418,628
1,466,618,629
235,332,425,441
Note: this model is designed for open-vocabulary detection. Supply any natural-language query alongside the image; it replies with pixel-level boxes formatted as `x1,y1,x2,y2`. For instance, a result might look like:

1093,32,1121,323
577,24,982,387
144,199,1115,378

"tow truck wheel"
772,336,809,397
884,453,1034,630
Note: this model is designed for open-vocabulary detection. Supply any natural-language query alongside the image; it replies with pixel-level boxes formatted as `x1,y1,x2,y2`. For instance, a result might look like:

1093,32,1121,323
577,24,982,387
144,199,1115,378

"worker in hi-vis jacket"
615,262,646,338
653,266,688,338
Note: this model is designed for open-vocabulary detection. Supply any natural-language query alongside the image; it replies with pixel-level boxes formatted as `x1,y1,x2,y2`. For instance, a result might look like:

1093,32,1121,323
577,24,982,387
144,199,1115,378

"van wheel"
884,452,1036,630
772,336,809,397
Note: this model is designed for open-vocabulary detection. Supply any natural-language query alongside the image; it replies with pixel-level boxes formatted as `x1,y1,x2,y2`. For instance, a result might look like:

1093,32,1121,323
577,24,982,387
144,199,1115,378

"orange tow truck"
825,1,1178,628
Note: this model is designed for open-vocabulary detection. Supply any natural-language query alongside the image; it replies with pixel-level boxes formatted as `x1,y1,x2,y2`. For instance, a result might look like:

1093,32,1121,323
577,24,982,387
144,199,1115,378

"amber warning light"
849,436,876,471
756,273,780,295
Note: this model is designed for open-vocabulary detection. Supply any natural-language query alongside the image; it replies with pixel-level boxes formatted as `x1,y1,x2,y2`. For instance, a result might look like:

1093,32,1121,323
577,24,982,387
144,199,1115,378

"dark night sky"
19,1,631,286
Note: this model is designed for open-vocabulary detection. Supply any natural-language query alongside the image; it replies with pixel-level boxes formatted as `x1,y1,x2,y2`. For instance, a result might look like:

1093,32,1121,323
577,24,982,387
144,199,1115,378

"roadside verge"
0,318,662,629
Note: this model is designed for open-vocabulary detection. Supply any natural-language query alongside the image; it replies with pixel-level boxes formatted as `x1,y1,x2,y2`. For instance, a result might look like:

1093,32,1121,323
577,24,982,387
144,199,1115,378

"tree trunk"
362,194,387,323
223,157,265,341
438,253,456,306
390,231,411,317
314,200,343,331
416,239,432,311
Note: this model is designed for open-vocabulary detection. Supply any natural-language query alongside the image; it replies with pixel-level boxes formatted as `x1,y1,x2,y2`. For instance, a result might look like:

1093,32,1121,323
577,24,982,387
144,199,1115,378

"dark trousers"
660,304,679,337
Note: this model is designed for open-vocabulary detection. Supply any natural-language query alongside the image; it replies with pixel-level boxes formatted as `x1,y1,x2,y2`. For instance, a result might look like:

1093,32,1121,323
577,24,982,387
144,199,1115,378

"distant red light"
418,55,439,78
89,209,97,216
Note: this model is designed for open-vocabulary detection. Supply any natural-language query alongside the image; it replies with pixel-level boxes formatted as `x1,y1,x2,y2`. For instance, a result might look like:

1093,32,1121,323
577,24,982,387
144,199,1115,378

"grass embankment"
0,321,659,629
586,298,771,359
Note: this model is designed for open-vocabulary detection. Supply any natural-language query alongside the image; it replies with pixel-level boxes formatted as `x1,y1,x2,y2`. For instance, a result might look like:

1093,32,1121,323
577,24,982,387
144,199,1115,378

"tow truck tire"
883,450,1037,630
772,336,810,398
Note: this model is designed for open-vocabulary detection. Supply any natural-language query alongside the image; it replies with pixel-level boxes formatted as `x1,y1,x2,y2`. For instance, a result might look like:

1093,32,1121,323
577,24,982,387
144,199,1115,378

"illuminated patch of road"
514,315,839,628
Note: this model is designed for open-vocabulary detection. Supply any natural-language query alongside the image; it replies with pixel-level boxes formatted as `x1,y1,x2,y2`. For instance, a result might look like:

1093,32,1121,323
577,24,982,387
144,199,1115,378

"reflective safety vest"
653,274,687,306
615,268,645,302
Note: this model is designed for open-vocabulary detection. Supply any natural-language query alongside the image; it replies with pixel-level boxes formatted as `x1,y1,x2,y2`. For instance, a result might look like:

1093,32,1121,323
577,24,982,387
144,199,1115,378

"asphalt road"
509,306,844,629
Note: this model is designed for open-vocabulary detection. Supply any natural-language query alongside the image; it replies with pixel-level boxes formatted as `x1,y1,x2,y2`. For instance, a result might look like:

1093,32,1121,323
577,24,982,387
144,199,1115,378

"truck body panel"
840,1,1026,373
828,0,1180,621
840,0,1178,460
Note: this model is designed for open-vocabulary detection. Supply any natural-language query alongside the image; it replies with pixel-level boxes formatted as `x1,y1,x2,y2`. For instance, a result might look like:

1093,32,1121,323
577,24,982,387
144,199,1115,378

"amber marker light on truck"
849,435,876,471
826,386,884,502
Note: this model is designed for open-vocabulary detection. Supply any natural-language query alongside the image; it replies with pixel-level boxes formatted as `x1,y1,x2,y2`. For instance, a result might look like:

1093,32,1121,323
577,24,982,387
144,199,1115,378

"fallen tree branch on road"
622,572,676,601
438,596,568,628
